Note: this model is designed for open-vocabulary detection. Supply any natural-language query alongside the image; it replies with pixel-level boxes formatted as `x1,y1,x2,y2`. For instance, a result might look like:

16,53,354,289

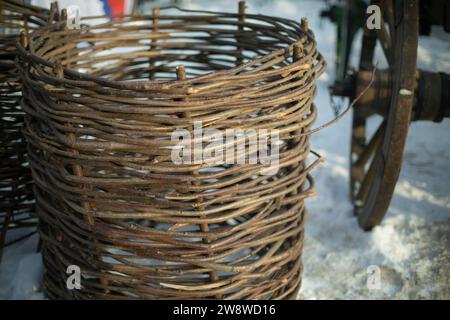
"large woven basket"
0,0,49,260
17,4,326,299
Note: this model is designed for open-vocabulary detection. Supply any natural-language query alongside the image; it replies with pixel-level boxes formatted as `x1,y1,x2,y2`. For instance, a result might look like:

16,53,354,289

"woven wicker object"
0,0,49,259
17,5,325,299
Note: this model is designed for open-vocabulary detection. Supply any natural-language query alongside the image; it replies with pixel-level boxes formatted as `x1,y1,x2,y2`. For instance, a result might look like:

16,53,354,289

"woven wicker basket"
0,0,49,260
17,4,325,299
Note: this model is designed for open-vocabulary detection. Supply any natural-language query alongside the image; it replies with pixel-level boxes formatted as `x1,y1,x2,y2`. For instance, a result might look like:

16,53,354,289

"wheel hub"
332,69,450,122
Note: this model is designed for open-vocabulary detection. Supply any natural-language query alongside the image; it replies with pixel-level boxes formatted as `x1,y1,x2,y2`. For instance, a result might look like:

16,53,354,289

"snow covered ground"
1,0,449,299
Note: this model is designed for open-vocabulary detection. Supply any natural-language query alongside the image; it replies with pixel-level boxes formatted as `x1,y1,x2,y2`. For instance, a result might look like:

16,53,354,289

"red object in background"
108,0,125,16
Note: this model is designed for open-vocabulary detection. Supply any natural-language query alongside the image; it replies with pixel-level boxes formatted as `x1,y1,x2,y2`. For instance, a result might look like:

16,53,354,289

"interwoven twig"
0,0,49,261
17,5,326,299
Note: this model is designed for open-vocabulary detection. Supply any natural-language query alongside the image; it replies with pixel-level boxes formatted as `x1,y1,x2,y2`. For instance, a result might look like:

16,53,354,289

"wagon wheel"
350,0,418,230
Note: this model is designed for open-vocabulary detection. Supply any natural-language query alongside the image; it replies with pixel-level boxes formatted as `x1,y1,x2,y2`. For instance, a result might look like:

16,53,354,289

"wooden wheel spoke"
382,1,395,47
355,147,381,206
351,115,366,158
376,19,393,66
353,120,386,169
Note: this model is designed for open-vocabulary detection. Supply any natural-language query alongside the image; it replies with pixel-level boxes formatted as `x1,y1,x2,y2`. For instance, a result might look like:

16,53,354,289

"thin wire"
293,65,377,138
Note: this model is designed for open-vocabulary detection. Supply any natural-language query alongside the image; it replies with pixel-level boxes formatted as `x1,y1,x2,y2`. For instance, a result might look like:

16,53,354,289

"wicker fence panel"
0,0,49,260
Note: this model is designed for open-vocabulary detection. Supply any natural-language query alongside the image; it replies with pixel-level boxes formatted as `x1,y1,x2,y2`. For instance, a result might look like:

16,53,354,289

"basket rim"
16,6,321,93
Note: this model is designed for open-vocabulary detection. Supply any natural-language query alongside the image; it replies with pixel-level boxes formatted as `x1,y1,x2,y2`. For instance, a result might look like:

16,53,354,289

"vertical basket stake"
19,30,29,49
290,42,305,198
176,65,220,288
48,1,59,24
301,17,308,32
60,8,67,23
236,1,246,66
54,62,94,226
131,0,139,15
60,8,77,68
60,8,70,67
55,61,110,294
149,7,160,79
293,41,304,145
22,15,30,41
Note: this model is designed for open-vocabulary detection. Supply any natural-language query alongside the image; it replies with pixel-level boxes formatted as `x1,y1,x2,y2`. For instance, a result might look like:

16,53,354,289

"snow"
0,232,43,299
1,0,449,299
